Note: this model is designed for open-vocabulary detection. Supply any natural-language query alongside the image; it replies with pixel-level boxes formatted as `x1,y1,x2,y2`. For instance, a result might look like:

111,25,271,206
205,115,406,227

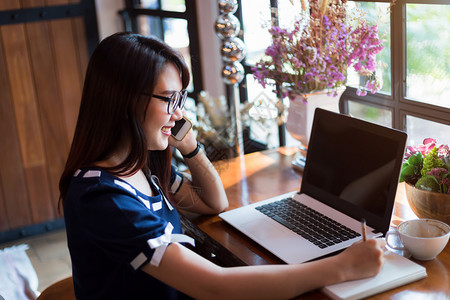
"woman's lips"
162,126,172,136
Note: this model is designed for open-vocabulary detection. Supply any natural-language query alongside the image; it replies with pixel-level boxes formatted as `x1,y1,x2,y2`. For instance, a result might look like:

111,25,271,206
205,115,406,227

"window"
239,0,450,149
406,3,450,109
120,0,203,101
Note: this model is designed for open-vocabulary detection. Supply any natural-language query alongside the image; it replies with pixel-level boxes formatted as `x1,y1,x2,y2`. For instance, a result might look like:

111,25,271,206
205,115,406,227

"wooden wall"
0,0,90,235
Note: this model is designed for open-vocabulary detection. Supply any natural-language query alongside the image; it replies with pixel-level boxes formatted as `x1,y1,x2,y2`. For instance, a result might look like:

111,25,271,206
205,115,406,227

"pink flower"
364,79,382,93
356,88,367,96
427,168,449,184
438,144,449,158
252,1,384,98
404,138,438,158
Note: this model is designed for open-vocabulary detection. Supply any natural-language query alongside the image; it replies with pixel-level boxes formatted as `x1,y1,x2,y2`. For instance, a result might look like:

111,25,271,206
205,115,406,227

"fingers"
354,238,386,253
169,130,197,152
339,238,386,281
365,237,386,250
361,239,385,276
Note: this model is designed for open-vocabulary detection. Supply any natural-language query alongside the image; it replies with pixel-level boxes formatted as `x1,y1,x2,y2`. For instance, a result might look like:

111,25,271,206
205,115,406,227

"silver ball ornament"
218,0,238,14
221,38,246,62
222,62,245,85
214,13,240,39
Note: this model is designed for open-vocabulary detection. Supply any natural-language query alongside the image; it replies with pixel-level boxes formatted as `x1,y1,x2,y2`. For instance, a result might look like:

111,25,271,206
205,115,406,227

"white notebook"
322,251,427,300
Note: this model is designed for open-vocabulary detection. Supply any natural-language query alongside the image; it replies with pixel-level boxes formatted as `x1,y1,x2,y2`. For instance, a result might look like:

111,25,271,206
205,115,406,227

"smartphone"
171,116,192,141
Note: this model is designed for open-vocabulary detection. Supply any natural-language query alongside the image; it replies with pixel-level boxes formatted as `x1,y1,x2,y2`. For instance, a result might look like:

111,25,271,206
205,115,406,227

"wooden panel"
72,16,89,84
0,183,8,231
1,23,54,224
0,0,21,11
0,35,28,230
1,25,45,168
24,165,55,223
21,0,43,8
69,0,89,84
26,21,61,220
49,17,83,144
22,0,68,216
0,1,32,229
46,0,71,5
0,0,92,233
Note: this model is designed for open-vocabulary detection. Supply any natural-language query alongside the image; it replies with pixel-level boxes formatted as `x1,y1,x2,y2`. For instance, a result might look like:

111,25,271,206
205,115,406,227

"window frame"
120,0,204,102
340,0,450,131
238,0,450,147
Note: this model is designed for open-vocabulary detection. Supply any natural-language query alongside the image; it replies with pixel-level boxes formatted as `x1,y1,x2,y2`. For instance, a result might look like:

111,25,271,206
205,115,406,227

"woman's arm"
142,238,385,300
169,131,228,214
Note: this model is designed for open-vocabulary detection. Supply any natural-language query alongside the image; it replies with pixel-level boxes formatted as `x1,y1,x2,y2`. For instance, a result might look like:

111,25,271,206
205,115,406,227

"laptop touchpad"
242,219,286,240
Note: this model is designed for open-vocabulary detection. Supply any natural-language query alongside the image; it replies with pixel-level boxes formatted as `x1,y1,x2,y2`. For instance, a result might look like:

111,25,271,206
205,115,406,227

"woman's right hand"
335,238,386,282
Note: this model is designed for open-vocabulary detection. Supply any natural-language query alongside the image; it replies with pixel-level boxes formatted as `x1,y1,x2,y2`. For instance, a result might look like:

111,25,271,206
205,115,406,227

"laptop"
219,108,407,264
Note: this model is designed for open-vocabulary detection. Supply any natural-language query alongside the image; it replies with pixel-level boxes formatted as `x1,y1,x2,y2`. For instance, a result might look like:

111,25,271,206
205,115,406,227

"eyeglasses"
143,90,188,114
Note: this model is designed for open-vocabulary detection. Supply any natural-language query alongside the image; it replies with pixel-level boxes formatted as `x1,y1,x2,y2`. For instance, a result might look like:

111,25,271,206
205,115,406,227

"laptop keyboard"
255,198,361,249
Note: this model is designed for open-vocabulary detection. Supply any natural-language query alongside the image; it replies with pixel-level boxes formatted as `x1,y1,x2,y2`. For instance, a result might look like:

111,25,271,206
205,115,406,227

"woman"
59,32,385,300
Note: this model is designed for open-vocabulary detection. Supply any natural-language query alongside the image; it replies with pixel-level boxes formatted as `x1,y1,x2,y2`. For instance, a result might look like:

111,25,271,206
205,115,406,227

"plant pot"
285,88,345,170
285,88,346,146
405,182,450,225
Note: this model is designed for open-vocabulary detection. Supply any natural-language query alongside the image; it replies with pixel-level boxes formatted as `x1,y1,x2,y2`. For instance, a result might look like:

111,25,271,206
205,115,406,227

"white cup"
386,219,450,261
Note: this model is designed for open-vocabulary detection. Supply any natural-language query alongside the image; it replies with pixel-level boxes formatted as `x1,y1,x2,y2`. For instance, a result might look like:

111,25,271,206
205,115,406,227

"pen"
361,218,367,242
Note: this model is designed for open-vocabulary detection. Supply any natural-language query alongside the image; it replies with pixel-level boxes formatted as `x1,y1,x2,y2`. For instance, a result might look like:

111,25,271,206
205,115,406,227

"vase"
405,182,450,225
285,88,346,170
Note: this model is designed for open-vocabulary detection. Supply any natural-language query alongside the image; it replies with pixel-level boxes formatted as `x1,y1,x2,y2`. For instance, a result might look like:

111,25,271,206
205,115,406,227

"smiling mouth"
162,127,171,134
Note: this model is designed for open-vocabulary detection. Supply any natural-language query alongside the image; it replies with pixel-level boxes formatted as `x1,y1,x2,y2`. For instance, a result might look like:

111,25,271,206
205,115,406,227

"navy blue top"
64,167,192,299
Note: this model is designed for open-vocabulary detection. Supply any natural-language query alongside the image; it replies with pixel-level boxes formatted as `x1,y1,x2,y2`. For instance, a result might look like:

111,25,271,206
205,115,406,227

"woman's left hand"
168,129,198,156
168,127,228,214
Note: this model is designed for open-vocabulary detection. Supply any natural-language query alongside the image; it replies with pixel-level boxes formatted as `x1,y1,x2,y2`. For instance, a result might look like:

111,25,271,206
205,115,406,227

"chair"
37,277,75,300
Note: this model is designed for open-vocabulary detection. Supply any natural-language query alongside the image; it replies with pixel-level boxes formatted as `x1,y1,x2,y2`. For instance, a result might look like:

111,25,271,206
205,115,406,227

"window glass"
164,18,193,92
137,16,193,92
277,0,302,28
139,0,186,12
406,115,450,147
347,100,392,128
161,0,185,12
346,2,391,95
406,4,450,109
241,0,271,64
137,15,163,39
164,18,192,91
139,0,159,9
163,18,189,49
245,74,288,148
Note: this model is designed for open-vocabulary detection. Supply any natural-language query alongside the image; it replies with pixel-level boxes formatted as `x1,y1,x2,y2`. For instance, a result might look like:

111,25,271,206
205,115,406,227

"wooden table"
181,147,450,299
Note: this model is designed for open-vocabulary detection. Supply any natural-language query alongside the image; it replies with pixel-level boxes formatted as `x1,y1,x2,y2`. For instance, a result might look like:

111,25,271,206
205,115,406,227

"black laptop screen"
300,108,407,234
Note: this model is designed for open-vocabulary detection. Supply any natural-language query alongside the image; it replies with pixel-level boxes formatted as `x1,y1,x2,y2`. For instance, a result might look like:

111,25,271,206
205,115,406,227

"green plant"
400,138,450,194
421,147,444,176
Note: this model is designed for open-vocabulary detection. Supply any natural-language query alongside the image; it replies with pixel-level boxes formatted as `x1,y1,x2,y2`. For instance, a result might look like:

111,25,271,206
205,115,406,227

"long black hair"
59,32,190,205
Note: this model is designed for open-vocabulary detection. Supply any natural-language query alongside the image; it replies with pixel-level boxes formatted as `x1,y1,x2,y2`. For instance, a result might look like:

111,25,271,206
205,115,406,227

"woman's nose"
171,107,183,120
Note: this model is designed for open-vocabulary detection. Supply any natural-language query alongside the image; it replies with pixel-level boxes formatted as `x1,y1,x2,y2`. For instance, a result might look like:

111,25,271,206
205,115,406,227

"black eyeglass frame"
142,90,188,114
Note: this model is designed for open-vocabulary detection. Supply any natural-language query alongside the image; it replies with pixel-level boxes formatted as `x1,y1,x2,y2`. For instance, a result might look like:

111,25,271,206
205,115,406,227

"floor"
0,229,72,293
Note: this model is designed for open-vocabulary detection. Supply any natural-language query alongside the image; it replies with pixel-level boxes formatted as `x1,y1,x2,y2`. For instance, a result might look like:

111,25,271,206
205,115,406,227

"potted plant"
251,0,386,166
252,0,384,102
399,138,450,224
